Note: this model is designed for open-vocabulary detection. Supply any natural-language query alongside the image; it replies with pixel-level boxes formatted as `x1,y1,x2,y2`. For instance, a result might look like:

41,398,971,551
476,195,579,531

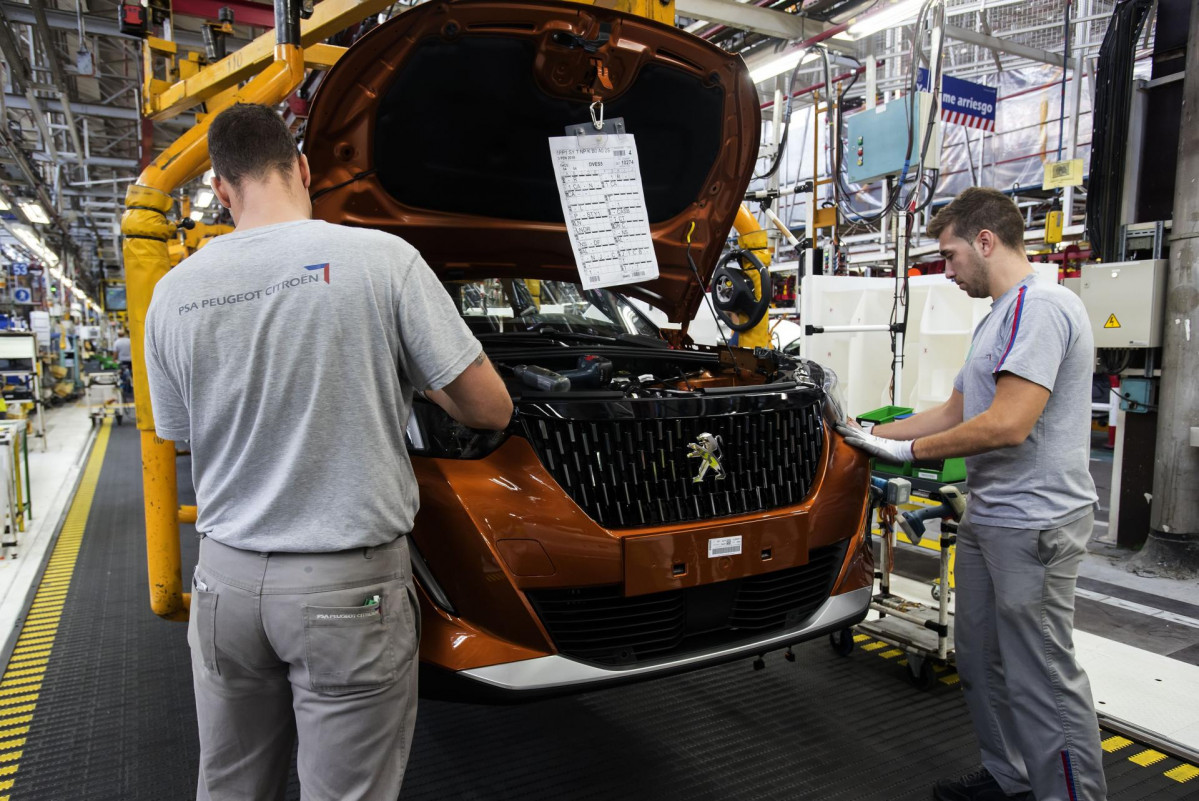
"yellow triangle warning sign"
1104,314,1121,329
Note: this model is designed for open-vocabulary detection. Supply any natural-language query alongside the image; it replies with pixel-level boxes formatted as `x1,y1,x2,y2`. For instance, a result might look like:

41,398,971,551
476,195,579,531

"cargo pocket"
303,602,397,694
192,590,220,675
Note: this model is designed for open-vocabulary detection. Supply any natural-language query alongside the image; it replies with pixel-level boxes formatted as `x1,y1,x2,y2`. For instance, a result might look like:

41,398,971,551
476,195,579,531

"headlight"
405,400,511,459
810,362,847,426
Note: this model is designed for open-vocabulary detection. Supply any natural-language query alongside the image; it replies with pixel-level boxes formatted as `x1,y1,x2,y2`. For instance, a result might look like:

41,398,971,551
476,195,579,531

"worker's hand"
835,424,915,465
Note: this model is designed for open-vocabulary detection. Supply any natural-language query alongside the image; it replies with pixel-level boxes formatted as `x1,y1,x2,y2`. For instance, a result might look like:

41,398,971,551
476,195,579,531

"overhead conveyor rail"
0,420,1192,800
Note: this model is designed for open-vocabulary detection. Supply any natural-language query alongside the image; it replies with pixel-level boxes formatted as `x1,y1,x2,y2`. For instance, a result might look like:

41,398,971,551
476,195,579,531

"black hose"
1085,0,1154,261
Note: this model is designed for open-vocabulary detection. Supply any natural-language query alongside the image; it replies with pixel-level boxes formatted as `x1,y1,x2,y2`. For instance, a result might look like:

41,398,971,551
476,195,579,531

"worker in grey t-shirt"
144,104,512,801
838,188,1105,801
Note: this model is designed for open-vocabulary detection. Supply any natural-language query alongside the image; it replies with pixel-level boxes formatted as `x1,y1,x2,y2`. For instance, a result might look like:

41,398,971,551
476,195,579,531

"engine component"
711,249,770,332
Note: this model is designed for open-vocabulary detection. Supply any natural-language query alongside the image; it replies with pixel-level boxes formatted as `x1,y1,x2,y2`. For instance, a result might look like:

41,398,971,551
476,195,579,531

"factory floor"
0,403,1193,799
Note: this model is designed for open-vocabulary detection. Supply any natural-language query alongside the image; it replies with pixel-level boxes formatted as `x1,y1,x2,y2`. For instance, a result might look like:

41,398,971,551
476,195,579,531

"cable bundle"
1085,0,1154,261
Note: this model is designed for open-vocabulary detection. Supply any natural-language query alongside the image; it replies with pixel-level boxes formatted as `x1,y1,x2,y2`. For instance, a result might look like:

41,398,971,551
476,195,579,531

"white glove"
836,424,915,465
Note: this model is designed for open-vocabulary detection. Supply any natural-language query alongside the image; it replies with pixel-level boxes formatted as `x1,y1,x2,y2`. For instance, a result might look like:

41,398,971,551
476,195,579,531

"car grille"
526,544,846,666
521,403,824,528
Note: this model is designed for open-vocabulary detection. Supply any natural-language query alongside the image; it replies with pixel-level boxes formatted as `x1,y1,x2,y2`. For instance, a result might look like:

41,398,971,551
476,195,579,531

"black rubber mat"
6,421,1198,800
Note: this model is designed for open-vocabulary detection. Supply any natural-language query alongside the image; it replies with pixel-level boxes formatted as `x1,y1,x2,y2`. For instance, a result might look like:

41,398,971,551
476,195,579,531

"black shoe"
932,766,1033,801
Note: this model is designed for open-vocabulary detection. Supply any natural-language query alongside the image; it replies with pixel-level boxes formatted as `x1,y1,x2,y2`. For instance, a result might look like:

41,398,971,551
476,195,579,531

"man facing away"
838,187,1105,801
143,103,512,801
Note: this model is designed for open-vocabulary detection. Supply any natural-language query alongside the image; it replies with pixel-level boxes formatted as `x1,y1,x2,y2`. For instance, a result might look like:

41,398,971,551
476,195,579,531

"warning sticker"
707,536,742,558
1104,314,1121,329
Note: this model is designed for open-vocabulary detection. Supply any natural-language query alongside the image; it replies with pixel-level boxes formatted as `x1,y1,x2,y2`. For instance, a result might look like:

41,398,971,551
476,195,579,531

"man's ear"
297,153,311,191
211,175,233,209
975,228,996,258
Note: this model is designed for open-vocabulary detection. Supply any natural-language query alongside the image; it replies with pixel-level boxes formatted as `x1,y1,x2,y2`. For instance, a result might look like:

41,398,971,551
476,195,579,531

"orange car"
304,0,873,699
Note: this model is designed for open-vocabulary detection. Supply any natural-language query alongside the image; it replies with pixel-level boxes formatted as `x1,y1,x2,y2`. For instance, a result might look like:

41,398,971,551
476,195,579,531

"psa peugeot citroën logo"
687,433,725,483
304,262,330,283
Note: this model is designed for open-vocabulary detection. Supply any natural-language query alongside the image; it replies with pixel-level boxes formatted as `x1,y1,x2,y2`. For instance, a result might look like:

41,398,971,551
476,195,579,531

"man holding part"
144,103,512,801
838,187,1105,801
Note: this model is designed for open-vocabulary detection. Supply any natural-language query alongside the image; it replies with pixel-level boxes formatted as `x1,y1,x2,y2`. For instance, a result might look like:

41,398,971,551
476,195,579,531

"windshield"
445,279,662,339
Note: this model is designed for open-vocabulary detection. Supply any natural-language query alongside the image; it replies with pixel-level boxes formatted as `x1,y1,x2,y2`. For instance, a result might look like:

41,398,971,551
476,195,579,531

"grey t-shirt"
113,337,132,363
144,219,483,552
953,273,1097,529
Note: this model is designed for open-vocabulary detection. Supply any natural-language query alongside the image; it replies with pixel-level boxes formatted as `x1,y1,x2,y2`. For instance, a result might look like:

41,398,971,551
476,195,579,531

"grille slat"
522,403,824,528
527,543,846,666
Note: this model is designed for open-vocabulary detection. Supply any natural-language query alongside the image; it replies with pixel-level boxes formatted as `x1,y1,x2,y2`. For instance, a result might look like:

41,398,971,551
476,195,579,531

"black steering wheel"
710,249,770,332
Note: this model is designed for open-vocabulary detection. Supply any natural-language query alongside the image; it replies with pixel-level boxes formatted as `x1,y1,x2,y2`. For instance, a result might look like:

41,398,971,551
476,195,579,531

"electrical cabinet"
845,92,942,185
1079,259,1167,348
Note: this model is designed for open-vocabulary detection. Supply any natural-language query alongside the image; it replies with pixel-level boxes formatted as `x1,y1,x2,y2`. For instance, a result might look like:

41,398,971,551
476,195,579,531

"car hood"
304,0,761,323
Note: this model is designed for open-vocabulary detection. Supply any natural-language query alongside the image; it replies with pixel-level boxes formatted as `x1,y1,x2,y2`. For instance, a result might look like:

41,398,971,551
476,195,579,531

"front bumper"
453,585,871,696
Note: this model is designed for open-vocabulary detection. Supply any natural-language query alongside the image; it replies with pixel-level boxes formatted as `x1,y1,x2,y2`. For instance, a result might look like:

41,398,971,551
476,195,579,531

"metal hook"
589,101,604,131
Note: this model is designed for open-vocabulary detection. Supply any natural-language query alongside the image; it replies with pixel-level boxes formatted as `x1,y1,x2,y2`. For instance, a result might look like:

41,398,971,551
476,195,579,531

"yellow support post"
731,205,773,350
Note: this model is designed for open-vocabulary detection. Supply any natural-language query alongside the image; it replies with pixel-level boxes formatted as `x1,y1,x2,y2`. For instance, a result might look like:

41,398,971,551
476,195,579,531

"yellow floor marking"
1101,735,1133,752
0,718,31,730
1165,764,1199,783
880,649,904,659
853,634,870,643
898,659,908,667
0,708,34,719
939,673,961,686
0,420,111,799
0,728,26,741
1128,749,1166,767
4,659,47,670
862,641,889,652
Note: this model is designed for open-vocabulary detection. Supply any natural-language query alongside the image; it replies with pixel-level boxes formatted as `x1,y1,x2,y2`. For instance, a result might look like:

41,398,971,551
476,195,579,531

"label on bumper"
707,536,742,558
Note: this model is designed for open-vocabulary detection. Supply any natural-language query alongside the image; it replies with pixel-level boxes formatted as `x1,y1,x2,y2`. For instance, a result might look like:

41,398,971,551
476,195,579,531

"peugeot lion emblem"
687,433,725,483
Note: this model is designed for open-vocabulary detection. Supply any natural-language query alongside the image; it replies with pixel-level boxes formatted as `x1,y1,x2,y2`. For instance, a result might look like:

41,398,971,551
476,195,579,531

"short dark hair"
927,186,1025,252
207,103,299,188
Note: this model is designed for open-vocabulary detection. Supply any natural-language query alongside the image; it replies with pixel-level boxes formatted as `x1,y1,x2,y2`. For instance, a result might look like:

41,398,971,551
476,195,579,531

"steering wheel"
710,249,770,332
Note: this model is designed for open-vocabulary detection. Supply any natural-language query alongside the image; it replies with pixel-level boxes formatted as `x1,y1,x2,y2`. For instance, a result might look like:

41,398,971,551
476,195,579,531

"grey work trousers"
189,535,420,801
955,510,1106,801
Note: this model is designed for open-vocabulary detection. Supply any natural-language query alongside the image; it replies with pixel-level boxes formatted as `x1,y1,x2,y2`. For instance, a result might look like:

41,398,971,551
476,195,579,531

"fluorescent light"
11,223,60,266
195,189,214,207
845,0,923,40
190,210,205,222
18,201,50,225
749,50,821,86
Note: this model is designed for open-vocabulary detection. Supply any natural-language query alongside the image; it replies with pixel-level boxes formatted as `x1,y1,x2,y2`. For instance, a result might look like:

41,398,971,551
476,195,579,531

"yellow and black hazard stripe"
0,420,111,799
852,632,1199,788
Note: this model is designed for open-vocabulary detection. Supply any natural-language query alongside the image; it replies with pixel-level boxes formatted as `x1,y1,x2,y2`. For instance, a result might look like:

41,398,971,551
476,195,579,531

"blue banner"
917,68,997,132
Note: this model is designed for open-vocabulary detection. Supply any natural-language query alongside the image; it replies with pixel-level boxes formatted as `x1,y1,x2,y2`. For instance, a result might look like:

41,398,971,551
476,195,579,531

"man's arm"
424,351,513,430
872,390,964,440
911,373,1049,460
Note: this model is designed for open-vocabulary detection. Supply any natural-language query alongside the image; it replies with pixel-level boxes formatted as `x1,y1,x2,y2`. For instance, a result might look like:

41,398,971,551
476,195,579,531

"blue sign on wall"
917,68,997,132
12,287,33,304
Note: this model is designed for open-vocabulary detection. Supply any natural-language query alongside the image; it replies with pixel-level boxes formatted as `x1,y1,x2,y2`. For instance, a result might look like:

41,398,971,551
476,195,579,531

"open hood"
304,0,761,323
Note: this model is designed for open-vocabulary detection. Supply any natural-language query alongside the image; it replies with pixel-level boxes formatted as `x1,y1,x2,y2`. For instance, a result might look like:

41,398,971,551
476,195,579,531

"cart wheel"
931,583,941,601
115,413,123,426
90,416,97,428
908,656,937,691
829,628,855,657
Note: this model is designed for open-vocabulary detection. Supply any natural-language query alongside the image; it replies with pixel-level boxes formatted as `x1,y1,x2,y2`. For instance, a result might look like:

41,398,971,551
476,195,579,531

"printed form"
548,133,660,290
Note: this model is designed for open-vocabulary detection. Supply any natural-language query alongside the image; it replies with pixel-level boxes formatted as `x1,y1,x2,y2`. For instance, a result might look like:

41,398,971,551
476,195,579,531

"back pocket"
303,603,397,693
